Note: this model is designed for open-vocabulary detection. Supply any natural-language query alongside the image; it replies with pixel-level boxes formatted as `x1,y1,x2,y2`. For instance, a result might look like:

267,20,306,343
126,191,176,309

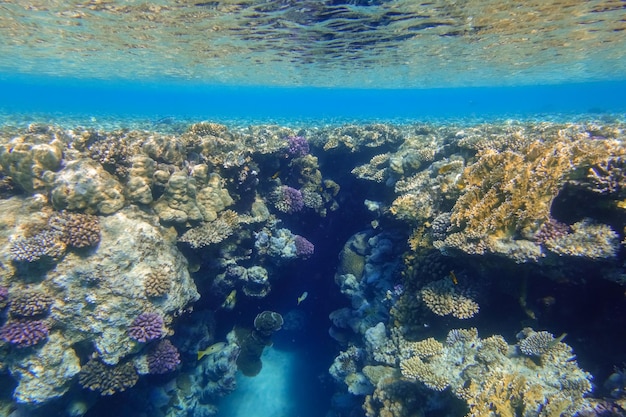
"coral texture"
48,211,101,248
272,186,304,214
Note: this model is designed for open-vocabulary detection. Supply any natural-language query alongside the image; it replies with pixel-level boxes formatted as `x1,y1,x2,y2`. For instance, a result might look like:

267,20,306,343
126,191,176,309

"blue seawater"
1,76,626,123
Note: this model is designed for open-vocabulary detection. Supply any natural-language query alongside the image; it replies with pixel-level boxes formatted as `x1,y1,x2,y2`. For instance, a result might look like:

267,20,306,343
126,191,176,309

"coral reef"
397,328,592,417
271,185,305,214
0,127,65,193
50,159,126,215
48,211,101,248
143,270,172,298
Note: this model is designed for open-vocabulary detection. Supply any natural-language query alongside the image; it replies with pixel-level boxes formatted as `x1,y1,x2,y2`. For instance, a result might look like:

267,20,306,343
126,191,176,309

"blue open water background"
1,75,625,123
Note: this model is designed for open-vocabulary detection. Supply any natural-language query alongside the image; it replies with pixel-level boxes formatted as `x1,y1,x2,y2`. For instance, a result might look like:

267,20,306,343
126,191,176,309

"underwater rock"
7,331,80,404
0,131,64,193
235,311,283,376
47,207,199,365
50,159,125,214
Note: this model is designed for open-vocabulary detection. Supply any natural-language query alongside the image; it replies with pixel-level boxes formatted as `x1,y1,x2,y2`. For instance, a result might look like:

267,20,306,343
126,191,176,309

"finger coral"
48,211,101,248
78,359,139,395
9,290,53,318
271,185,304,214
143,270,172,298
128,312,164,343
9,230,66,262
0,319,49,348
147,339,180,374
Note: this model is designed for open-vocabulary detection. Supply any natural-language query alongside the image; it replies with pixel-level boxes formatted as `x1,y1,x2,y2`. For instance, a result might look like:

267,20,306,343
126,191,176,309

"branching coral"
443,135,626,261
48,211,101,248
419,277,480,319
128,312,164,343
178,209,239,249
8,290,53,318
0,320,49,348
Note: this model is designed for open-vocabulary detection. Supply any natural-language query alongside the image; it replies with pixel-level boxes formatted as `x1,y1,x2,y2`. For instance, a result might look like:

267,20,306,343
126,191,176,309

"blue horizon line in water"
0,74,625,120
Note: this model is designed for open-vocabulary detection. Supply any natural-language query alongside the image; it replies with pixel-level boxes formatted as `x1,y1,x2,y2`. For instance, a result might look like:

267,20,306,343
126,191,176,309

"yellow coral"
446,135,626,261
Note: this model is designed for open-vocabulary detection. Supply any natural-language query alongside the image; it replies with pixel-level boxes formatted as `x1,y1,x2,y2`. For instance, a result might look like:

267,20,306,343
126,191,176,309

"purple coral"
274,186,304,214
128,312,163,342
0,286,8,309
534,218,570,244
0,319,49,348
147,339,181,374
285,135,309,157
294,235,314,258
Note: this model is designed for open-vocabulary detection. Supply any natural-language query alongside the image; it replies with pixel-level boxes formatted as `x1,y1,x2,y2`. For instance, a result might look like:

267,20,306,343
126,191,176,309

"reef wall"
0,118,624,416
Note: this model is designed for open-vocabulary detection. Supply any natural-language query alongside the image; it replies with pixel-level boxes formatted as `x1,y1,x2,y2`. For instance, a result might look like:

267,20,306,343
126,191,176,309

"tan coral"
444,134,626,262
419,277,479,319
0,132,64,193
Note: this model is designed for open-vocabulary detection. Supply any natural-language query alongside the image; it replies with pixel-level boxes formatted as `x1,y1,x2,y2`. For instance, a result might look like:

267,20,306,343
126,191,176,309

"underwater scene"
1,1,626,417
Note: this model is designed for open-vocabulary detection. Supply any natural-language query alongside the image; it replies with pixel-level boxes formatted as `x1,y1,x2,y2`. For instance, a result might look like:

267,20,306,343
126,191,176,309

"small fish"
271,171,281,179
221,289,237,310
449,270,458,285
297,291,308,305
197,342,226,360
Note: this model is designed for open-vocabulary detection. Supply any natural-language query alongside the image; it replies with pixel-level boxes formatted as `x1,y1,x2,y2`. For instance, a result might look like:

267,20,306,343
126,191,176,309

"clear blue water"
1,76,626,122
